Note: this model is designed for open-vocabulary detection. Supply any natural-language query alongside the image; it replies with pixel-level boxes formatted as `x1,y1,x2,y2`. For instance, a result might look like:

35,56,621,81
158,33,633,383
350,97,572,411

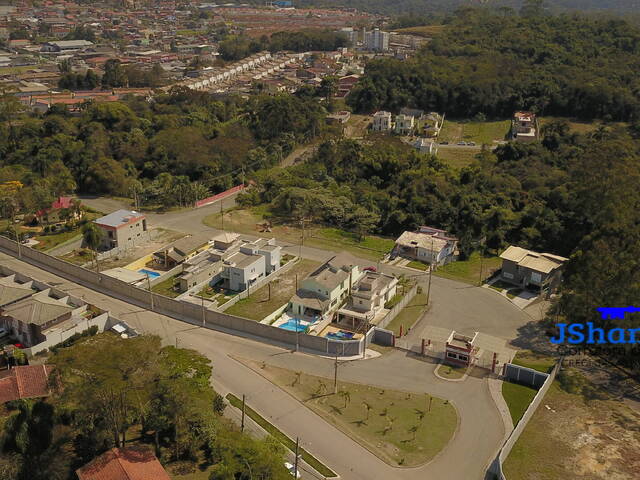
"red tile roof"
76,447,171,480
36,196,76,217
0,365,55,404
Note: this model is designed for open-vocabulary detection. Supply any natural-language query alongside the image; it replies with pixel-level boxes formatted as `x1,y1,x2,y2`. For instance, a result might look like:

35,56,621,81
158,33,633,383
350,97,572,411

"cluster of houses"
0,266,117,353
371,109,443,155
391,225,567,293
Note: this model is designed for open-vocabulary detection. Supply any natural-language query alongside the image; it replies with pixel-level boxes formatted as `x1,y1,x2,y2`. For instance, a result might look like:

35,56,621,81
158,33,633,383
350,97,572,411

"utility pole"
14,227,21,259
146,273,154,311
478,235,486,286
241,394,246,432
220,200,224,230
295,317,299,352
333,352,340,393
294,437,300,479
426,238,433,305
201,294,206,326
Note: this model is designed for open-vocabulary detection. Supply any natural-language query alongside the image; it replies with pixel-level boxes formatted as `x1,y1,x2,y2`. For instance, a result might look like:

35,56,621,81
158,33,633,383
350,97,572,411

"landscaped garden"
151,275,180,298
242,360,458,467
436,363,467,380
225,259,320,320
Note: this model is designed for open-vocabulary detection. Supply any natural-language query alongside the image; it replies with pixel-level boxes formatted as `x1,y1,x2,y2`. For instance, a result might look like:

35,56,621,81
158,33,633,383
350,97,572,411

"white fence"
488,360,562,479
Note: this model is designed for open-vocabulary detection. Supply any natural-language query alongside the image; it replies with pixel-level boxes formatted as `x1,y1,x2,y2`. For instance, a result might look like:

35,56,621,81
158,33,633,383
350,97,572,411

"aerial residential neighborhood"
0,1,638,480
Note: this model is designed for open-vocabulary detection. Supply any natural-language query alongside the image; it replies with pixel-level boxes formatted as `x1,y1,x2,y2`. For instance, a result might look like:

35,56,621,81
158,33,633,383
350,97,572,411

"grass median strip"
226,393,337,478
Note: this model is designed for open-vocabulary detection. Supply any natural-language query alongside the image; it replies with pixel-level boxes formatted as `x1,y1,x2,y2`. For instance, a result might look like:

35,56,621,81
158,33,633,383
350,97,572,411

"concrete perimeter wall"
0,238,359,357
376,284,418,330
504,363,549,389
489,360,562,479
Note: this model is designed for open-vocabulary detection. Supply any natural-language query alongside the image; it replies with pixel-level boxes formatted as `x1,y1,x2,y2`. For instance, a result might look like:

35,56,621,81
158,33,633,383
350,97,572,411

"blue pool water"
279,319,308,332
138,269,160,279
325,331,355,341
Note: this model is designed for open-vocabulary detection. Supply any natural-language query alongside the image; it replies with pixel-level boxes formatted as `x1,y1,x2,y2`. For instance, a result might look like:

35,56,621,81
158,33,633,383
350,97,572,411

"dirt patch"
503,368,640,480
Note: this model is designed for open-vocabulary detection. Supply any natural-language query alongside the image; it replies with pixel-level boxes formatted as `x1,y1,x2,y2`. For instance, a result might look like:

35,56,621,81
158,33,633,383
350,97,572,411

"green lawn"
225,259,320,320
151,275,180,298
439,119,510,145
60,248,94,265
511,351,555,374
226,393,336,477
434,252,502,285
437,148,480,170
385,293,427,336
203,207,394,262
502,381,538,425
406,260,428,271
32,230,81,251
436,364,467,379
247,361,458,467
395,25,447,37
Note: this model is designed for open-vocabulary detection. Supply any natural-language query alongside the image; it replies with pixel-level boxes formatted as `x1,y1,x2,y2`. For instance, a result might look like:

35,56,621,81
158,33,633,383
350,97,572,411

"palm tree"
363,401,372,420
409,424,419,441
339,390,351,408
82,222,103,272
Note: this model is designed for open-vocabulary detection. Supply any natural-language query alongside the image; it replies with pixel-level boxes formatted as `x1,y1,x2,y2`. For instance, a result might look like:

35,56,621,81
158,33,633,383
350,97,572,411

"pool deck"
318,324,364,340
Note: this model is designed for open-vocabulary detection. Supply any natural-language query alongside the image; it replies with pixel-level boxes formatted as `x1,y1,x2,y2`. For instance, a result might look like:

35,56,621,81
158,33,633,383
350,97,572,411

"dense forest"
294,0,640,15
0,88,327,213
0,334,290,480
241,122,640,370
348,8,640,121
218,30,348,62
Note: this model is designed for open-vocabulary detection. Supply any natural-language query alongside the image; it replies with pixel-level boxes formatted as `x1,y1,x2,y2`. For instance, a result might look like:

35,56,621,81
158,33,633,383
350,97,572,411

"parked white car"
284,462,301,479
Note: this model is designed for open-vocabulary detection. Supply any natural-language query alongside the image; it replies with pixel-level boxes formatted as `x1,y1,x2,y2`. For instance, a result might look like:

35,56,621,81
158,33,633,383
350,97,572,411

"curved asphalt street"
51,196,537,479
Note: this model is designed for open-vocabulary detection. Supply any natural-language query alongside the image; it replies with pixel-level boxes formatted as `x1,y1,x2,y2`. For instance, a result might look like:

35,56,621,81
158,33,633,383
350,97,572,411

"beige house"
394,114,414,135
336,272,398,329
371,111,392,132
94,209,147,250
499,245,567,292
393,226,458,266
289,253,362,321
511,111,538,142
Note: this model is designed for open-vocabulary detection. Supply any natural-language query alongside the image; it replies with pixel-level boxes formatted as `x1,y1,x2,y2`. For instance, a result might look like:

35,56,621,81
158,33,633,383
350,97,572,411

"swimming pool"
138,269,160,279
278,319,309,332
325,331,355,341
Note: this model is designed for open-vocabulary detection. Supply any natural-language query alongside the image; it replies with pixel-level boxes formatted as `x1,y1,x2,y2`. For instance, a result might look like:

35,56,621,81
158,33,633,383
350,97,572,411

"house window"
531,272,542,283
446,352,458,359
458,354,469,362
503,272,514,280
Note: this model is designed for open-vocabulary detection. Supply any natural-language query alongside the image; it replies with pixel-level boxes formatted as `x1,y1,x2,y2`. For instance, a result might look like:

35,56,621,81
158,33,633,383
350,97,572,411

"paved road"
65,195,539,479
0,251,505,480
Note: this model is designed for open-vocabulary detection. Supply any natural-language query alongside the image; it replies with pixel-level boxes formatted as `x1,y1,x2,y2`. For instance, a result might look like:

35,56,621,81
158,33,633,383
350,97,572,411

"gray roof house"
499,245,568,292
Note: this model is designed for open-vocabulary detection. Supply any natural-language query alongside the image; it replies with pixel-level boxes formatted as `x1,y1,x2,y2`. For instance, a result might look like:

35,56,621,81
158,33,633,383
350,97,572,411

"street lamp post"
146,273,154,311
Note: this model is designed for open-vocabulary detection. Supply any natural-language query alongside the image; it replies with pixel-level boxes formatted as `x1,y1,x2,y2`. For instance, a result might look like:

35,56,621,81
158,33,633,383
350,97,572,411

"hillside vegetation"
348,9,640,121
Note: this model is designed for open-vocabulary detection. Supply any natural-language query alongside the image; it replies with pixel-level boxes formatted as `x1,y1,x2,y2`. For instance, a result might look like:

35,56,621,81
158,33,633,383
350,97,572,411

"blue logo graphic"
551,307,640,345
